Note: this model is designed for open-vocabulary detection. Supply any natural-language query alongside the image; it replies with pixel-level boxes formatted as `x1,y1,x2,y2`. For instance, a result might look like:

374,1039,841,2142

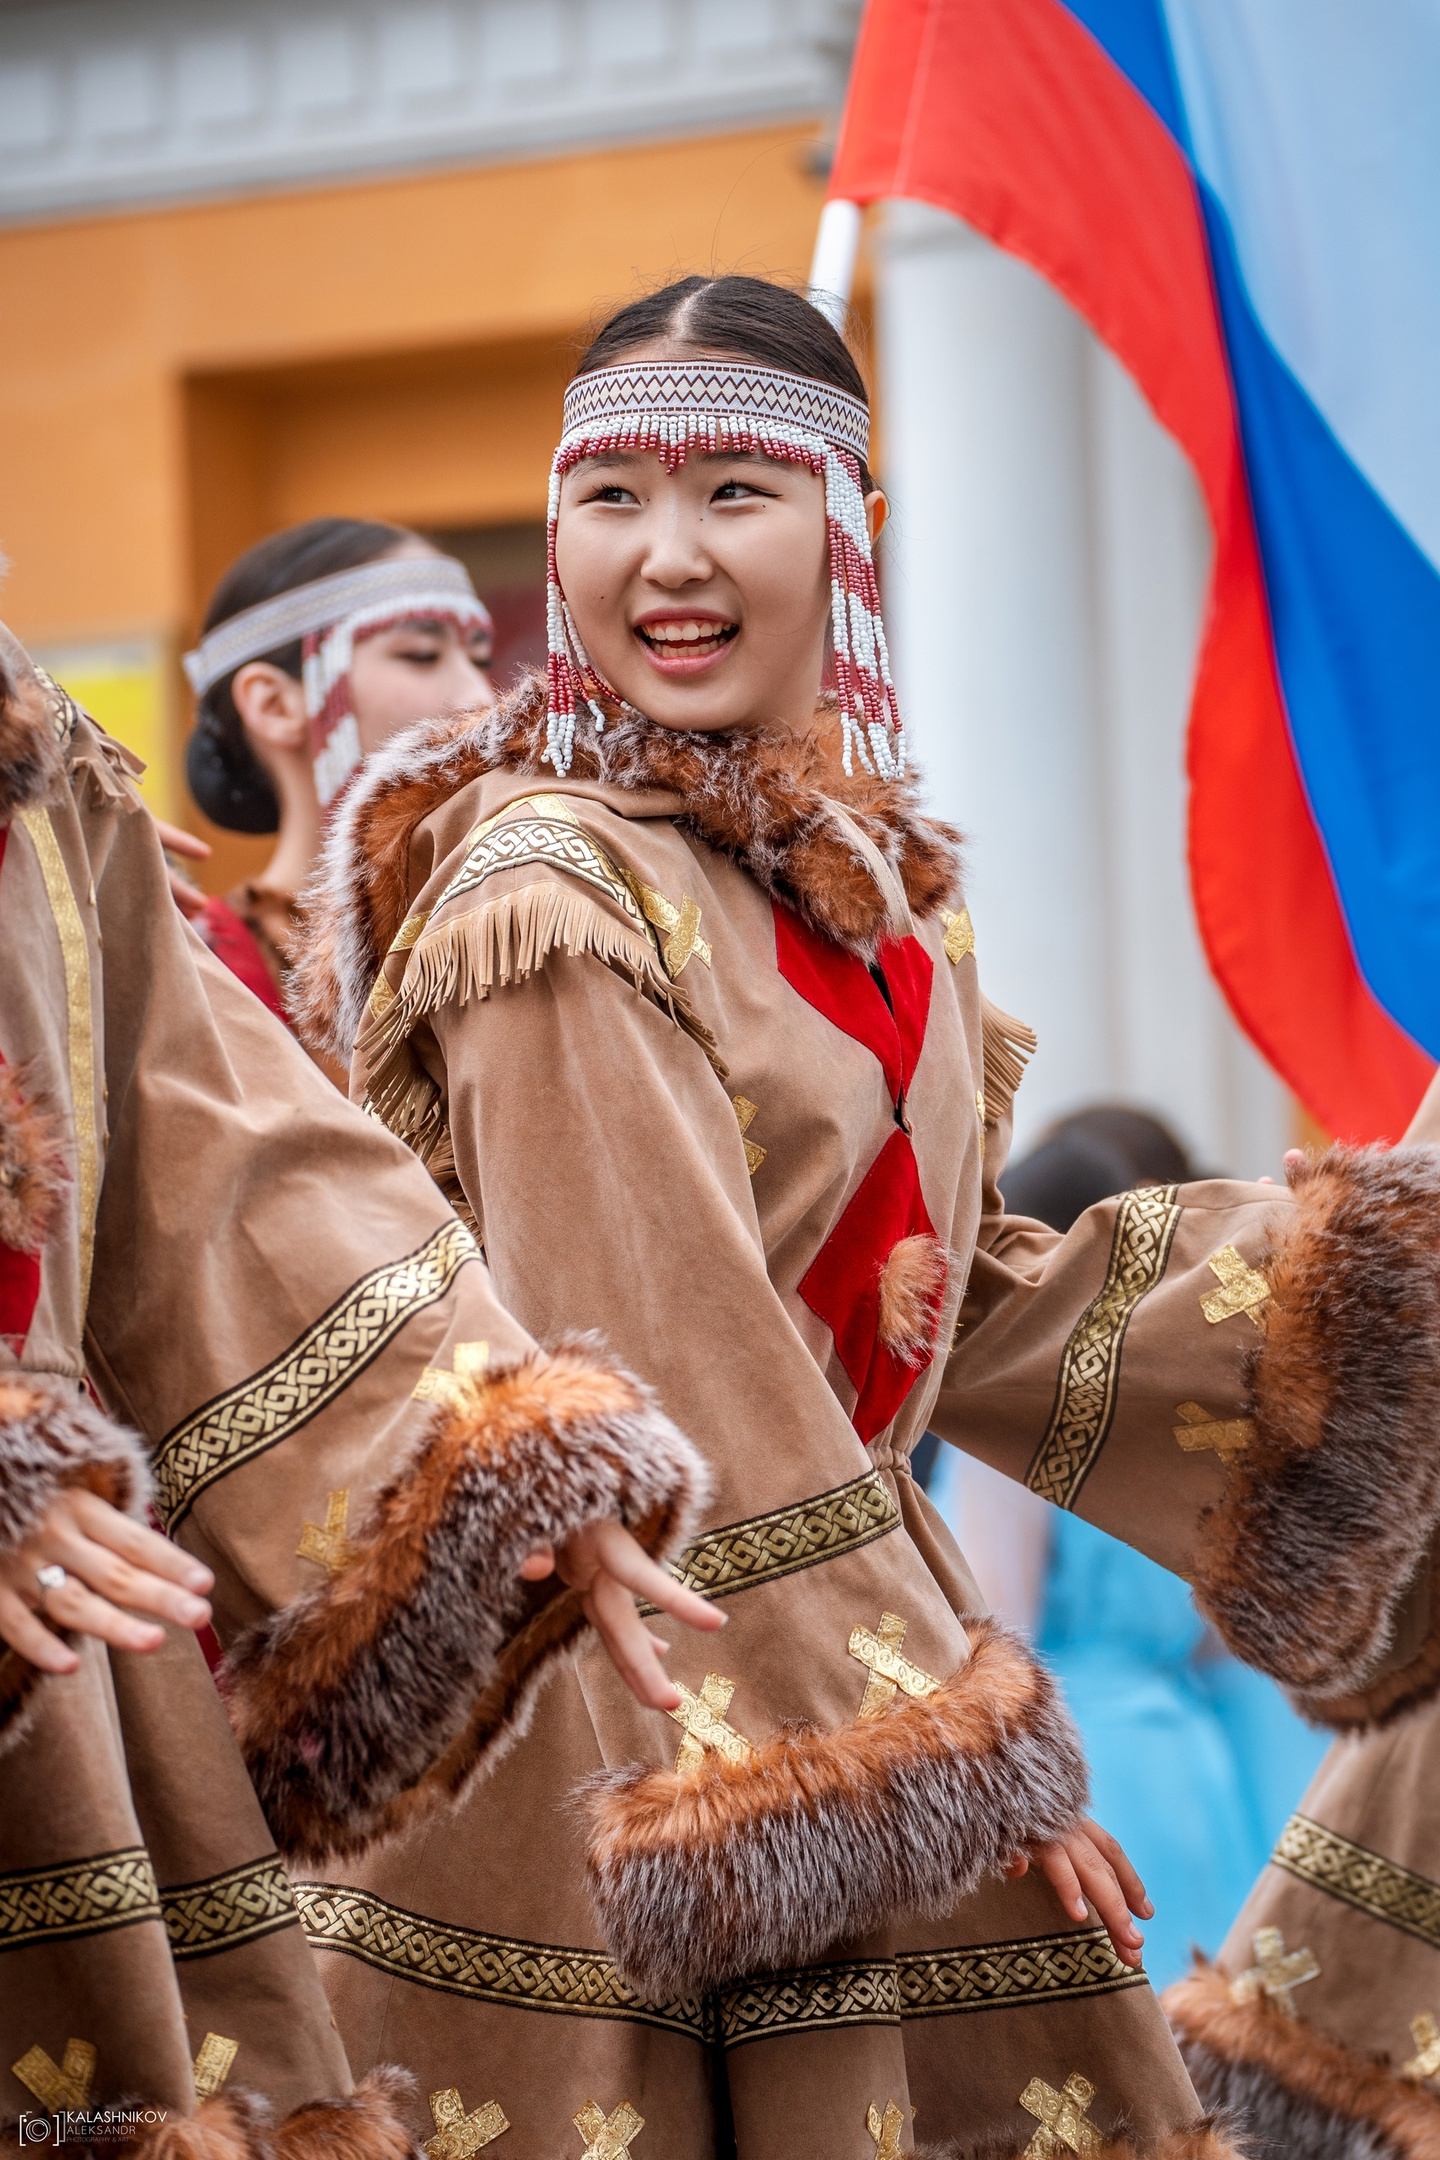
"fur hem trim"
224,1337,707,1864
876,1233,949,1359
1192,1146,1440,1715
0,1063,69,1253
1167,1962,1440,2160
580,1618,1088,1996
79,2066,422,2160
293,672,964,1062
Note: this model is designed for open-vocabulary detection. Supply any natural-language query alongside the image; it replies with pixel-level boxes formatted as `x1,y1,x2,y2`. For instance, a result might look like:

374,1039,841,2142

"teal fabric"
1037,1509,1328,1988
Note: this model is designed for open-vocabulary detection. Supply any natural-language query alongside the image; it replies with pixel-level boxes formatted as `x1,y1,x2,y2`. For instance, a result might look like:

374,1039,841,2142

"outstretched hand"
520,1519,724,1711
0,1488,214,1672
152,816,211,920
1006,1817,1153,1967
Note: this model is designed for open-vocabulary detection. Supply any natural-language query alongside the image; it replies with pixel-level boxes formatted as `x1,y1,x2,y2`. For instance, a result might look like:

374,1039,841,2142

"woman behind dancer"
294,275,1440,2156
183,518,495,1028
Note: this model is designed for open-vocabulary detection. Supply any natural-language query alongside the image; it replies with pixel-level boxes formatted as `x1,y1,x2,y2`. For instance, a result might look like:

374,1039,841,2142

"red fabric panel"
774,901,934,1105
829,0,1432,1140
799,1128,938,1442
199,896,288,1023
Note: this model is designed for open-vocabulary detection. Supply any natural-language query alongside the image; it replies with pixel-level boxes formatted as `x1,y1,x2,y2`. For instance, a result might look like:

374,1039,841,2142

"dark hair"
186,516,410,833
576,275,875,492
1000,1106,1197,1234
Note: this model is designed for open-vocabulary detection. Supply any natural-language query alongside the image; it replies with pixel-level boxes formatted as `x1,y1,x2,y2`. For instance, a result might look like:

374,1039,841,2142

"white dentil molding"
0,0,860,223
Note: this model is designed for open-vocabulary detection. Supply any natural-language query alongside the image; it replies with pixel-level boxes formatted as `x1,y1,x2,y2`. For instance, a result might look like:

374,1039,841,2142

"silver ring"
35,1564,67,1601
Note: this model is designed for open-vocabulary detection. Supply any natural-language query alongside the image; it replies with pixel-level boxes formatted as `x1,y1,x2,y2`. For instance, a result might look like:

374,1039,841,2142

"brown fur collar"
293,671,963,1061
580,1618,1087,1998
0,645,68,819
1168,1961,1440,2160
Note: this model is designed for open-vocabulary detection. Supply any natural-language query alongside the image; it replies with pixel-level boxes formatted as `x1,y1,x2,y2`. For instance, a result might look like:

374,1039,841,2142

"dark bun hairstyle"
186,516,410,833
575,274,875,493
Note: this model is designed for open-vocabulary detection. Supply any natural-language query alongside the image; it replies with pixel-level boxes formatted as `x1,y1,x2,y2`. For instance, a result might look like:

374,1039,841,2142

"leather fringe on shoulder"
579,1620,1086,1997
224,1337,706,1864
294,673,964,1063
1167,1962,1440,2160
979,998,1038,1134
1193,1146,1440,1725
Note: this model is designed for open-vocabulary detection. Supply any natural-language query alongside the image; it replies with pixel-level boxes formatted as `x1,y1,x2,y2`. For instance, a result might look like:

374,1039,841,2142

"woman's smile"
633,609,740,674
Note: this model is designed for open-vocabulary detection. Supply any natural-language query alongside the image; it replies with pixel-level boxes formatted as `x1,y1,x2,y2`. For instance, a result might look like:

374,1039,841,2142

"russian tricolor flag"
826,0,1440,1143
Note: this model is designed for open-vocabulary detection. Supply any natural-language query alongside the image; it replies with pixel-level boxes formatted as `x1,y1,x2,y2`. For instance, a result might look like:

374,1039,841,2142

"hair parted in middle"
544,273,901,785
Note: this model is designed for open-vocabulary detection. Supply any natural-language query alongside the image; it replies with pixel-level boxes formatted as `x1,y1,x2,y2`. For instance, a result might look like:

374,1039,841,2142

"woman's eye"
713,480,762,502
396,647,442,666
584,484,638,505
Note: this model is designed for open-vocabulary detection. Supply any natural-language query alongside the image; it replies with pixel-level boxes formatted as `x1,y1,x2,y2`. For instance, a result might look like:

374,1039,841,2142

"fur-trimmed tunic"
292,677,1440,2159
0,651,702,2147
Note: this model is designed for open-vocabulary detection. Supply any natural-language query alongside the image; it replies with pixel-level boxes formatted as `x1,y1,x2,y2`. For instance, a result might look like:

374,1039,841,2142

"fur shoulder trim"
0,651,71,817
1192,1145,1440,1723
580,1618,1086,1997
225,1336,706,1864
1168,1961,1440,2160
293,672,964,1062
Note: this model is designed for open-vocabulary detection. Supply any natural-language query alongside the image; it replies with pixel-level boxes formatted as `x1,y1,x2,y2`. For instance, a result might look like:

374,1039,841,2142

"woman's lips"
633,617,739,676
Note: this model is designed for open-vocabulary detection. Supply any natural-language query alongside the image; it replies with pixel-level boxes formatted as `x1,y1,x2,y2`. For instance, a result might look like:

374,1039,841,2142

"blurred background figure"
927,1105,1328,1988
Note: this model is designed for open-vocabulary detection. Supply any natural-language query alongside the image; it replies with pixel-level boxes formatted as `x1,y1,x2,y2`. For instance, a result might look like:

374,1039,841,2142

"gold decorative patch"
1026,1186,1182,1509
1273,1814,1440,1952
627,880,713,976
161,1853,299,1961
718,1959,901,2046
427,2087,509,2157
867,2101,906,2158
413,1339,491,1412
1019,2071,1103,2155
192,2033,238,2100
940,908,976,965
1229,1926,1319,2018
429,818,650,943
574,2102,643,2159
369,913,431,1020
1173,1401,1254,1459
897,1928,1145,2019
732,1096,766,1175
18,807,99,1312
849,1611,941,1719
0,1847,160,1949
153,1221,478,1527
12,2039,96,2110
669,1674,754,1771
293,1883,708,2041
1404,2013,1440,2083
1200,1244,1270,1328
639,1469,901,1613
297,1490,358,1575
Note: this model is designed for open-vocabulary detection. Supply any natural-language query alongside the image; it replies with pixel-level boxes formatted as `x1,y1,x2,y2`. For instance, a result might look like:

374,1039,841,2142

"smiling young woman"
291,275,1440,2158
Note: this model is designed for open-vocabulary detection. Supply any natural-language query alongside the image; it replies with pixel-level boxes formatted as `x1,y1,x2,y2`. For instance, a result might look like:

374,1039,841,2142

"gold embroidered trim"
732,1095,766,1175
1173,1401,1254,1459
1273,1814,1440,1952
18,807,99,1313
849,1611,941,1719
427,2087,509,2158
717,1927,1143,2048
431,818,650,940
669,1673,753,1770
1020,2072,1102,2154
1229,1926,1319,2018
575,2101,643,2158
153,1222,477,1528
1201,1244,1270,1328
13,2039,96,2109
192,2033,239,2099
626,880,712,976
867,2101,906,2157
294,1884,709,2041
0,1847,160,1951
297,1489,358,1575
1026,1186,1183,1508
161,1853,299,1961
639,1468,901,1614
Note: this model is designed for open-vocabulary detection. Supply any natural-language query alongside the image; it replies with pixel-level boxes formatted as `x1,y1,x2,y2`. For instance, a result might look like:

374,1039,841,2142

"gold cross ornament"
1173,1402,1255,1461
1230,1927,1320,2018
1200,1246,1270,1328
732,1096,767,1175
850,1612,942,1720
296,1489,358,1574
12,2038,96,2111
574,2100,643,2159
668,1674,754,1772
192,2032,238,2100
867,2099,907,2157
426,2086,510,2158
1019,2072,1104,2156
940,907,976,965
1404,2013,1440,2083
633,882,712,976
414,1340,491,1412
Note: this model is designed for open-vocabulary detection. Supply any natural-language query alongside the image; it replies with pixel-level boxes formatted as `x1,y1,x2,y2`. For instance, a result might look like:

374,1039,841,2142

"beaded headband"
544,359,902,782
183,556,492,810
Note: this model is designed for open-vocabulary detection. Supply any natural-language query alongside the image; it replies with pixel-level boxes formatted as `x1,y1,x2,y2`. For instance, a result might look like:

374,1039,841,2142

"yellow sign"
33,638,173,817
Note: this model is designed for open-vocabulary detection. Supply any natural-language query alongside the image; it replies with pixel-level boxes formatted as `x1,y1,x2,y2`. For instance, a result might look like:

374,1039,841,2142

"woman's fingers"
585,1568,681,1712
518,1545,556,1581
1063,1833,1146,1967
66,1493,213,1591
40,1530,211,1631
0,1586,79,1672
29,1570,165,1655
1035,1840,1086,1924
1079,1817,1152,1918
588,1522,723,1633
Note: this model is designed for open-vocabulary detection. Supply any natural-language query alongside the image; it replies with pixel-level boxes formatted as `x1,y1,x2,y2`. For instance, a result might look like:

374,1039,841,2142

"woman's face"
555,353,874,736
347,539,495,754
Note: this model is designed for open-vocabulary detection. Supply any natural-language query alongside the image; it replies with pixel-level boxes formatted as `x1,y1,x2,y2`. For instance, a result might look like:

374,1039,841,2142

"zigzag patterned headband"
544,359,902,783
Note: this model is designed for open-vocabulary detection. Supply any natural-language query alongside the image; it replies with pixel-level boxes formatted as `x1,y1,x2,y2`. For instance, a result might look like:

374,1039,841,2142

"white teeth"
642,619,733,645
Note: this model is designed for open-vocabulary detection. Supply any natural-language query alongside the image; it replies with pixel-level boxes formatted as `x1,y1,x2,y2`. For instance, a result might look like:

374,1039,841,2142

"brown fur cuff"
225,1338,706,1864
580,1620,1087,1997
1192,1146,1440,1718
0,1371,151,1555
1166,1962,1440,2160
